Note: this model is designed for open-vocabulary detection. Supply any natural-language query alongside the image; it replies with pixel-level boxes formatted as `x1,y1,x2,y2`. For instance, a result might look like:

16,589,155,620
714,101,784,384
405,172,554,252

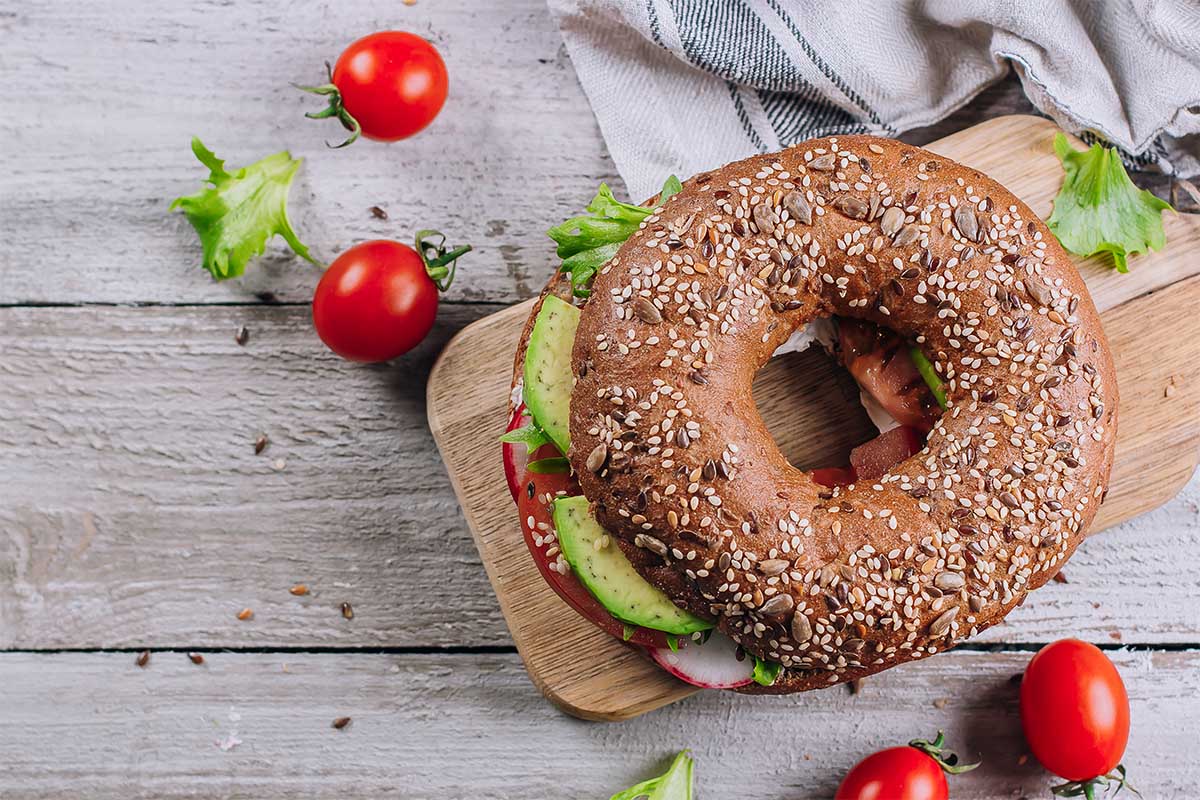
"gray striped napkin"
547,0,1200,202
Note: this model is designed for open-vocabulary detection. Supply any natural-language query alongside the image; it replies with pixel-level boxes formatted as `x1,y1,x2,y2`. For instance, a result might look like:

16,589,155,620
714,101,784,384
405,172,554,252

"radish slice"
649,632,754,689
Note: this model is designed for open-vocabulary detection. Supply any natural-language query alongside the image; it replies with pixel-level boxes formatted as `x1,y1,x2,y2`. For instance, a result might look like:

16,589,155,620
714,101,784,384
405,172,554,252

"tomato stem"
1051,765,1139,799
908,730,980,775
295,62,363,149
416,229,472,292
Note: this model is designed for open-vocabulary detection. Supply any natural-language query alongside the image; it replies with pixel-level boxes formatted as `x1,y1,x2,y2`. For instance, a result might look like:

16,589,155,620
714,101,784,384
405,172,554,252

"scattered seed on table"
932,697,948,709
332,716,352,730
235,326,250,346
237,608,254,621
272,458,286,471
255,291,277,304
254,434,269,455
1052,570,1069,584
341,602,354,620
188,652,205,665
136,650,150,668
846,678,862,695
290,584,309,596
370,206,388,220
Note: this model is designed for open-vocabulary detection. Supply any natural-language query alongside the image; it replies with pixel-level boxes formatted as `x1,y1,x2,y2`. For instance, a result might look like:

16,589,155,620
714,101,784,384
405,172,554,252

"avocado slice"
523,295,579,455
553,496,713,635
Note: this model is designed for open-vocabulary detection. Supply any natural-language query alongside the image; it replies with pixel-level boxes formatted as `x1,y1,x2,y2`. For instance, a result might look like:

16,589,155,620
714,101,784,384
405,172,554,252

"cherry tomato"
1020,639,1131,783
302,31,448,146
835,747,948,800
505,404,671,650
312,240,438,362
836,732,977,800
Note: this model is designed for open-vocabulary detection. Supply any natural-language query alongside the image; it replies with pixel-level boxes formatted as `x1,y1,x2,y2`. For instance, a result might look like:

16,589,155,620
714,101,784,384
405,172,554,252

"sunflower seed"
586,443,609,473
810,153,836,171
791,613,813,643
953,205,980,242
934,572,965,591
759,593,795,617
783,191,812,225
633,296,662,324
752,202,778,234
893,224,920,247
833,194,869,220
759,559,790,577
635,533,668,557
1025,280,1052,306
929,607,959,637
880,206,904,237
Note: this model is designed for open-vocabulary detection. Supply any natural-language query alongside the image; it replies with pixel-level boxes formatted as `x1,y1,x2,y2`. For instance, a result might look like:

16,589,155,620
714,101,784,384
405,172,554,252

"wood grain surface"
429,116,1200,719
3,649,1198,799
1,0,1198,795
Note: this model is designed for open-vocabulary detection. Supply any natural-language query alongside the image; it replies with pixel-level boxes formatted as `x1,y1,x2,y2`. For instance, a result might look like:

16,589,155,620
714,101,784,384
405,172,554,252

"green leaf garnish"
526,457,570,474
499,421,554,454
1047,133,1173,273
547,175,683,297
666,634,680,653
171,138,317,280
910,347,948,410
751,657,783,686
609,751,694,800
622,623,637,642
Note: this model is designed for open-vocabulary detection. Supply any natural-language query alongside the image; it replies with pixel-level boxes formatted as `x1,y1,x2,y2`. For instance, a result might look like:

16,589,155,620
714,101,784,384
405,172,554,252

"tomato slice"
504,404,671,649
811,466,858,488
850,425,924,480
837,318,940,431
502,404,531,502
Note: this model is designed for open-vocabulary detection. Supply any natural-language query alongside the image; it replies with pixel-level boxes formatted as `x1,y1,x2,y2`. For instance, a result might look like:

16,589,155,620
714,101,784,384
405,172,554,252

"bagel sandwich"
501,137,1117,693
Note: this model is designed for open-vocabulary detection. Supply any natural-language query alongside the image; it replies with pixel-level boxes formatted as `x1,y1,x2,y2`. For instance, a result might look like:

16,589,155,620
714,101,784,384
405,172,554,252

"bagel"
513,135,1118,693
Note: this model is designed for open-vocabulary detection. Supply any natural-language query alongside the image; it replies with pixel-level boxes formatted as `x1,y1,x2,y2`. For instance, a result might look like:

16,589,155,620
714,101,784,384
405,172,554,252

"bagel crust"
564,136,1118,693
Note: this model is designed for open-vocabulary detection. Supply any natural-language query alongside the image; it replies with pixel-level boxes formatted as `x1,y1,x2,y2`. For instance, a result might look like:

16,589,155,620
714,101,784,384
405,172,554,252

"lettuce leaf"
609,751,694,800
1047,133,1172,273
499,421,553,454
547,176,683,297
171,137,316,280
751,657,783,686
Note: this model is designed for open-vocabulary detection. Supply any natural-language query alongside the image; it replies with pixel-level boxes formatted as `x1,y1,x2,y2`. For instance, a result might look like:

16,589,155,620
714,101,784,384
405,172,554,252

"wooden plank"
0,303,506,649
0,0,613,306
0,299,1196,651
428,116,1200,719
0,650,1196,798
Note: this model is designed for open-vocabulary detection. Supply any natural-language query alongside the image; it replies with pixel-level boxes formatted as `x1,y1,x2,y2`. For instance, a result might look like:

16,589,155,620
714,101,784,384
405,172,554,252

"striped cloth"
547,0,1200,202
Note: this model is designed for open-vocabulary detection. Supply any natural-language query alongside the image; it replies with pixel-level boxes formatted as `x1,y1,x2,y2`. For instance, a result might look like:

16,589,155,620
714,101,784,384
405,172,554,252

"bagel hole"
753,346,877,471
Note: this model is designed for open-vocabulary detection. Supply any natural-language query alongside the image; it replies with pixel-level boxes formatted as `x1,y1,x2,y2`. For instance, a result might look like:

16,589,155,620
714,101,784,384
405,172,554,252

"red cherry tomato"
1020,639,1131,783
304,32,448,145
835,746,948,800
313,240,438,362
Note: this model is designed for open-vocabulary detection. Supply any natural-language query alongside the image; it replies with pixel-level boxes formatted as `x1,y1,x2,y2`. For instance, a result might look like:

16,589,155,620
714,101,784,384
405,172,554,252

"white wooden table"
1,2,1197,797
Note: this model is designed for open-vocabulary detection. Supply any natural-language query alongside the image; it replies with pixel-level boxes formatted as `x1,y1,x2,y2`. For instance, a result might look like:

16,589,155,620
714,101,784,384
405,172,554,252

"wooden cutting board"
428,116,1200,721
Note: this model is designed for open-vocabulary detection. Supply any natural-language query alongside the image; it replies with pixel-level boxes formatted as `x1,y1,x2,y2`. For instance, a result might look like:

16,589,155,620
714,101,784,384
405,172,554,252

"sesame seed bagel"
562,135,1117,693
